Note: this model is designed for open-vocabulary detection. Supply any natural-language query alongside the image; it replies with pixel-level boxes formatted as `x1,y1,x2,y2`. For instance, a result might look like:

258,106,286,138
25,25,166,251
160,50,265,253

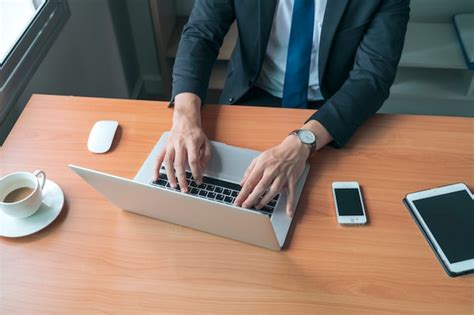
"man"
154,0,410,217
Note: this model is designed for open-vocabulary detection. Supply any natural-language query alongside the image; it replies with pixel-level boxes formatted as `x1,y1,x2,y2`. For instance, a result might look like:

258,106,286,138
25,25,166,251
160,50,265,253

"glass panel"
0,0,47,65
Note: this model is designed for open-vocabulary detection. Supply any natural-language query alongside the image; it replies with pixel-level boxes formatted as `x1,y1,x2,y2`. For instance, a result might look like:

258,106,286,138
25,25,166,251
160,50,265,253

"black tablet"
404,183,474,277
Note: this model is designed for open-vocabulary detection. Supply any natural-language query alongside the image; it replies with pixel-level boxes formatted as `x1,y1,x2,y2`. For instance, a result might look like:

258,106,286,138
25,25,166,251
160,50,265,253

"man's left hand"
234,135,310,217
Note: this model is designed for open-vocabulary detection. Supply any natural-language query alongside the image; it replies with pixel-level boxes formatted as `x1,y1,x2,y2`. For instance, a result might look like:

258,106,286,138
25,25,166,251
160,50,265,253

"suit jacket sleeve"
309,0,410,147
171,0,235,103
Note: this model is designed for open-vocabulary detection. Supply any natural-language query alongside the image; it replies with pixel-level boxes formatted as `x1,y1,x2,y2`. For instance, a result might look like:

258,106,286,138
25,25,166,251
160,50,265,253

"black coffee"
3,187,34,203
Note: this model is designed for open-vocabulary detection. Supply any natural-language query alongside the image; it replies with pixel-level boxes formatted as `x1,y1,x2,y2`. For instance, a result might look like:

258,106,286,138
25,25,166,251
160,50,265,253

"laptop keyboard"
151,171,279,216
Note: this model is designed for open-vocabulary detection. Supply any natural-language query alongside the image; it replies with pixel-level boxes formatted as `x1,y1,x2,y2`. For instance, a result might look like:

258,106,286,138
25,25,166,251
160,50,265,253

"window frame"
0,0,70,139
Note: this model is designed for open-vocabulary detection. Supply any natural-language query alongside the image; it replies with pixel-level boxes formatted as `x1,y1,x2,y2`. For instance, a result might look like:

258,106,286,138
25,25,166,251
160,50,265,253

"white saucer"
0,179,64,238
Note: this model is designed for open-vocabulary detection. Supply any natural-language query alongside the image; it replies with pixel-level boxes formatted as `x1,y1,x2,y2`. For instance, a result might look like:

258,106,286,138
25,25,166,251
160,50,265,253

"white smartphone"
332,181,367,225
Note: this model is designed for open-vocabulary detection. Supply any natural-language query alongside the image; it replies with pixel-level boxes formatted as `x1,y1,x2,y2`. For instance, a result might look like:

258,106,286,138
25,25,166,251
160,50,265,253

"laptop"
69,132,310,250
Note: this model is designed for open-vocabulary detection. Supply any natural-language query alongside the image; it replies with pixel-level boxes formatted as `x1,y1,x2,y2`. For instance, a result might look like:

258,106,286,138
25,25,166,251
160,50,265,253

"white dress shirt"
255,0,327,101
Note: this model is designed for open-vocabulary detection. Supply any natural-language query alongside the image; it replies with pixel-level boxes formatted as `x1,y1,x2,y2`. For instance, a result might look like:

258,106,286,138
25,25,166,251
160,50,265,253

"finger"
164,148,177,188
174,145,188,192
153,146,167,181
240,159,257,186
256,177,283,209
234,165,263,206
187,143,202,184
200,140,212,171
286,180,296,217
242,173,275,208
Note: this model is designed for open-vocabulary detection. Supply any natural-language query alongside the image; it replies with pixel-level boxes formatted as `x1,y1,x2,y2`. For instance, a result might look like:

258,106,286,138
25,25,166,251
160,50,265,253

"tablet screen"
413,190,474,264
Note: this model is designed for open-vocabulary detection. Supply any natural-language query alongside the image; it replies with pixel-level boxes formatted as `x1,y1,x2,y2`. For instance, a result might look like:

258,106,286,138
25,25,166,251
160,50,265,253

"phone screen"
335,188,364,216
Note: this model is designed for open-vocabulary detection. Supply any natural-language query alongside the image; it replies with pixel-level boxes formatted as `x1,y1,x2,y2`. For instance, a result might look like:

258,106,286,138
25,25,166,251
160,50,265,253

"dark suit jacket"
172,0,410,146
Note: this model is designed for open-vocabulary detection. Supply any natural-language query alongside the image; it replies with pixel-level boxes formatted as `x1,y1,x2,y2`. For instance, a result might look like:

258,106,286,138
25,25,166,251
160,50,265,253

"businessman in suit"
154,0,410,216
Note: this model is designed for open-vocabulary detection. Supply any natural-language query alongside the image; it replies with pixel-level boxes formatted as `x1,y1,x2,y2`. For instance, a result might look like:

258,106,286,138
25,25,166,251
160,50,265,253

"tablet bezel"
406,183,474,274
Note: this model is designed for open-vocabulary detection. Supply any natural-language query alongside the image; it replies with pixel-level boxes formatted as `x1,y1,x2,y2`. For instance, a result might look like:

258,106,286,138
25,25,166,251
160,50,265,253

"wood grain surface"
0,94,473,314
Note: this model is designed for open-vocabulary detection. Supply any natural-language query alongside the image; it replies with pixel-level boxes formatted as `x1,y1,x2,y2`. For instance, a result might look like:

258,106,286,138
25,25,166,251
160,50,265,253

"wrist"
173,93,202,127
281,135,311,160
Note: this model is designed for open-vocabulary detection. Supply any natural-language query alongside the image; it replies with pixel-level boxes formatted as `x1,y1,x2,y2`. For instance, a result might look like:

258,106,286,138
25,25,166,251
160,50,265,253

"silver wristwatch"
289,129,317,154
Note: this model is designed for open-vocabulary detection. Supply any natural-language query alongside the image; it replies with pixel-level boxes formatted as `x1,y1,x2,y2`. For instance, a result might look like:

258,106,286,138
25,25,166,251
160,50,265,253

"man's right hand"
153,93,211,193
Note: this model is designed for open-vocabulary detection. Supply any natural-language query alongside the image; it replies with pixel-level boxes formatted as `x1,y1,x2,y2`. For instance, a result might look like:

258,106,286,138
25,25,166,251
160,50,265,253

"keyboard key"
214,187,223,193
224,196,233,203
186,172,192,179
202,176,241,191
165,182,171,188
154,179,167,186
159,173,168,180
223,189,232,196
207,192,216,199
273,195,280,201
198,190,207,197
198,183,207,189
231,190,238,197
190,181,197,187
216,194,225,201
190,188,199,195
205,185,215,192
269,200,276,207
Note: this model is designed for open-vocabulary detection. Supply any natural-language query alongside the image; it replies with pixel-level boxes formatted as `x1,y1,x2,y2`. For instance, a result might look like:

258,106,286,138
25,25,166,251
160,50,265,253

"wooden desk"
1,95,473,314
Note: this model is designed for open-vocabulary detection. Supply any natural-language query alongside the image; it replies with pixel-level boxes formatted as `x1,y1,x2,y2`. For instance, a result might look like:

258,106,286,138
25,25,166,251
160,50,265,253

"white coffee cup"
0,170,47,219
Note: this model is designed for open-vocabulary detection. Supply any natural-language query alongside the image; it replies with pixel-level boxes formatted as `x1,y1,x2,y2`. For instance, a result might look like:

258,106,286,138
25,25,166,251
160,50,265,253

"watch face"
299,130,316,144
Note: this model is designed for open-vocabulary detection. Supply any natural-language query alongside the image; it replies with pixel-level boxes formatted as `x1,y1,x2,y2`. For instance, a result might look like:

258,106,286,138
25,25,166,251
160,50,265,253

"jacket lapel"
318,0,350,83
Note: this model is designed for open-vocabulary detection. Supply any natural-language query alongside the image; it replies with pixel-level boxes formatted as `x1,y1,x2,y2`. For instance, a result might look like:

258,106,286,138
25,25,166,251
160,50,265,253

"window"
0,0,47,64
0,0,69,142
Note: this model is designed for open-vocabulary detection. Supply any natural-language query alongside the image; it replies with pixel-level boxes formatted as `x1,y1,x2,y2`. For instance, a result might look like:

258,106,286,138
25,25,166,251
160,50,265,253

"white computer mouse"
87,120,119,153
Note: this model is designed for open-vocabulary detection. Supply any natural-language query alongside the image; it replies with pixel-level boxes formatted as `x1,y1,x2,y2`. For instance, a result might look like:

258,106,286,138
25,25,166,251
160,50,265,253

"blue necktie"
282,0,315,108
